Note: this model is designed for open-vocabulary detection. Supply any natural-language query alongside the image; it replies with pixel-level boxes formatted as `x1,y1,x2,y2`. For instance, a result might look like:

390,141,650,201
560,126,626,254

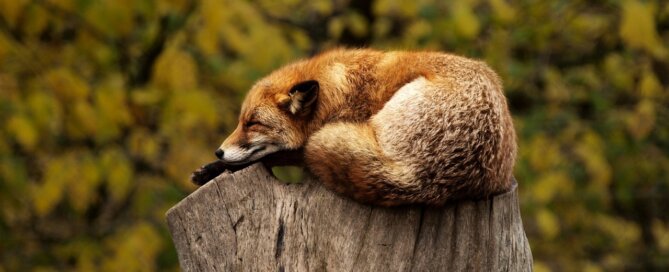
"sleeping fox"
191,48,517,206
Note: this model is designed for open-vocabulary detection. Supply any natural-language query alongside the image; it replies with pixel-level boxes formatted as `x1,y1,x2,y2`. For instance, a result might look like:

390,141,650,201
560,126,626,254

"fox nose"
215,149,224,160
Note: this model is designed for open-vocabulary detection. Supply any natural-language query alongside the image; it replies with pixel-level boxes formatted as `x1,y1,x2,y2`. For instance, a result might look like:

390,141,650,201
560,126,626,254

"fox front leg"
190,160,248,185
190,149,305,186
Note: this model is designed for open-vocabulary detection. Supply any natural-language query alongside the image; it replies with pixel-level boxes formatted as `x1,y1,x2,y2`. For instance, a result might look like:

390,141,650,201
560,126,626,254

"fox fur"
191,48,517,206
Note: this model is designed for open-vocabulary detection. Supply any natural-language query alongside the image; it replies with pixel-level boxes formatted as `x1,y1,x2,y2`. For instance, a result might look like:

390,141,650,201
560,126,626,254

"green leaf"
271,166,304,183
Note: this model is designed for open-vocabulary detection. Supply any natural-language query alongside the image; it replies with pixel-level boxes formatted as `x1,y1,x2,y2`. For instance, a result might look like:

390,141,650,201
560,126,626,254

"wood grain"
166,163,532,271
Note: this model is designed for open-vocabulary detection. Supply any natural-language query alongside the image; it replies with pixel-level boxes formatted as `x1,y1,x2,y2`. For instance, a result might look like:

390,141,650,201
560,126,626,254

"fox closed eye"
245,121,263,128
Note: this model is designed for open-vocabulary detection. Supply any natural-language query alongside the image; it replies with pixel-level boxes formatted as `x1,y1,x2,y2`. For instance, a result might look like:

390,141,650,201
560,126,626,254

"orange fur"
216,48,517,206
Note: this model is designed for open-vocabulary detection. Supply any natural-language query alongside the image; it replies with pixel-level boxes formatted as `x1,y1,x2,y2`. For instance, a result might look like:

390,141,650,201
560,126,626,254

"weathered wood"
166,163,533,271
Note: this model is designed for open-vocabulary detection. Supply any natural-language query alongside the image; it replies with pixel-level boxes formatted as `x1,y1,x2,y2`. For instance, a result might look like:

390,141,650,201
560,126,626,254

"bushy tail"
304,122,423,206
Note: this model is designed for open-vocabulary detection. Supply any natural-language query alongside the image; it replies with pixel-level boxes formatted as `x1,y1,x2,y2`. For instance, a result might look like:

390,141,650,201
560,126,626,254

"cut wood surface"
166,163,533,271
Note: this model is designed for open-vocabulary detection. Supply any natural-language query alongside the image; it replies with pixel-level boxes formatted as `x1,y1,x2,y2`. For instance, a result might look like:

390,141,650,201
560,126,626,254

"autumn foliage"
0,0,668,271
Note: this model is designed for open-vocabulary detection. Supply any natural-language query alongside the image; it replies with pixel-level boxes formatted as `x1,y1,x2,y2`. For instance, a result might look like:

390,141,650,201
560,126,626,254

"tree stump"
166,163,533,271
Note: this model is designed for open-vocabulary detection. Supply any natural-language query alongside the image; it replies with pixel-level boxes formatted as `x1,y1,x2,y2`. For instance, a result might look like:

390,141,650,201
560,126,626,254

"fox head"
215,63,321,165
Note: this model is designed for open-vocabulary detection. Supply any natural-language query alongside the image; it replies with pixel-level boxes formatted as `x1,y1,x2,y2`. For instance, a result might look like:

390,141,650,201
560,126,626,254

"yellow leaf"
595,215,641,250
624,99,656,140
0,157,28,194
67,154,101,213
195,28,219,56
536,208,560,239
27,91,63,135
639,68,662,98
164,139,207,189
372,0,394,16
527,134,563,171
569,14,608,39
82,0,135,37
75,249,97,272
22,4,49,37
603,54,634,91
156,0,191,15
398,1,420,17
129,87,164,106
373,17,393,37
489,0,516,24
533,261,552,272
290,29,312,51
195,0,226,56
583,262,603,272
33,156,72,216
619,0,668,58
152,48,199,91
6,115,38,150
602,254,625,271
94,79,133,142
160,89,220,135
328,17,345,39
452,1,481,39
71,101,98,138
574,131,612,196
405,20,432,42
200,0,226,28
43,68,90,102
652,219,669,252
102,223,162,272
311,0,333,15
0,0,29,28
101,149,133,202
532,172,572,204
96,77,132,126
127,129,160,163
544,68,570,105
347,12,369,38
0,33,12,61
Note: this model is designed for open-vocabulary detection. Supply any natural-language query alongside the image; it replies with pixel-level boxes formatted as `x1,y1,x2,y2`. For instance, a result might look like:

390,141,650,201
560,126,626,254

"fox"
191,48,517,206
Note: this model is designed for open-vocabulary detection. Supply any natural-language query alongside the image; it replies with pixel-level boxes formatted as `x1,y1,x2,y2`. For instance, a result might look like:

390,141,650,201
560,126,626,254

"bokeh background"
1,0,668,271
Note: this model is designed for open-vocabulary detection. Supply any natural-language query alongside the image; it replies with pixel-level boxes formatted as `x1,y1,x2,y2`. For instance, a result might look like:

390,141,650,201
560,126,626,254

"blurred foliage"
0,0,668,271
272,166,305,184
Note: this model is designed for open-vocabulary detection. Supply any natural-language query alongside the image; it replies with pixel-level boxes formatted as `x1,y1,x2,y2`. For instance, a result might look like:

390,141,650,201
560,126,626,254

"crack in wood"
409,208,426,268
275,218,285,260
232,215,245,232
214,180,239,258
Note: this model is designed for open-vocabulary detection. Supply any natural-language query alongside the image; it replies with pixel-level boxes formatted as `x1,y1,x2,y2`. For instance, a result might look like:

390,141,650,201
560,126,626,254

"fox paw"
190,160,228,186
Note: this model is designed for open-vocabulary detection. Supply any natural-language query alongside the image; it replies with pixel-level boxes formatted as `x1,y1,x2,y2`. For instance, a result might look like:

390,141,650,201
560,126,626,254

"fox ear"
283,80,319,116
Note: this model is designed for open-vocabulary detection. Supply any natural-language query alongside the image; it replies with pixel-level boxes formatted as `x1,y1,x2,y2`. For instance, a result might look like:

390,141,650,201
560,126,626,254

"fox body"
193,48,517,206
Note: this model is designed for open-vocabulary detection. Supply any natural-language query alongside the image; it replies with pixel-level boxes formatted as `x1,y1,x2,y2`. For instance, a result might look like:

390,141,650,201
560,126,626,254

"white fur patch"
371,76,431,161
375,76,429,116
222,146,253,163
221,143,281,165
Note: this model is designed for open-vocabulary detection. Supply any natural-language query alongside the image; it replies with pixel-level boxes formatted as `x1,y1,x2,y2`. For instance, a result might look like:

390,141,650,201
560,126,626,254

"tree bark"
166,163,533,271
